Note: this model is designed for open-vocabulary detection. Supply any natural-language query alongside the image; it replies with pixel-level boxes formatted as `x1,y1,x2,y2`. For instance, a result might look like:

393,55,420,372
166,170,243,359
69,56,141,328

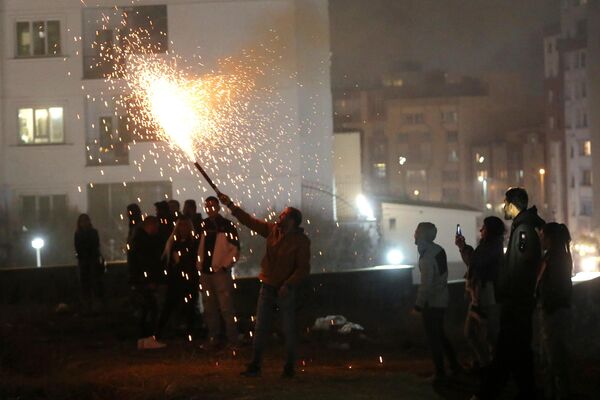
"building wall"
589,1,600,231
332,131,362,221
0,0,333,266
543,29,568,223
381,201,481,266
559,0,594,235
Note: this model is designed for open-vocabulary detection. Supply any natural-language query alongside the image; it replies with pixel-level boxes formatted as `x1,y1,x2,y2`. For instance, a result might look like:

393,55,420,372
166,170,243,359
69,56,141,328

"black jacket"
538,250,572,314
497,206,545,307
167,239,200,287
129,228,165,285
460,237,504,307
74,228,100,261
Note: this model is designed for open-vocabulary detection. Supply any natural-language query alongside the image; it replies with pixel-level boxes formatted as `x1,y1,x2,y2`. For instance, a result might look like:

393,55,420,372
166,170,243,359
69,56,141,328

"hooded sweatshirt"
497,206,545,308
415,241,449,309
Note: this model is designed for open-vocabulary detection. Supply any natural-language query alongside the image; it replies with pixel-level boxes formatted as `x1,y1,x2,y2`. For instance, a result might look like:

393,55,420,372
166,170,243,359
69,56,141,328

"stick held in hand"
194,161,220,194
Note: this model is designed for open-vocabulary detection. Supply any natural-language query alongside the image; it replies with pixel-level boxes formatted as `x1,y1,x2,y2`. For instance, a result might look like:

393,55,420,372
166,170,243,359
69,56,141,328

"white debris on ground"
313,315,364,335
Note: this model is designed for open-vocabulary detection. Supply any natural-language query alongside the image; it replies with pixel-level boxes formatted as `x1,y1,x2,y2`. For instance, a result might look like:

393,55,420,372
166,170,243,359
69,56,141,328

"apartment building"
333,70,544,211
0,0,333,267
543,0,600,236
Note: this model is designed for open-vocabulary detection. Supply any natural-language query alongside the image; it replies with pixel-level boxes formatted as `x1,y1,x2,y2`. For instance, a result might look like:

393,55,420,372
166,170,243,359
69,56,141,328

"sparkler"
193,161,220,194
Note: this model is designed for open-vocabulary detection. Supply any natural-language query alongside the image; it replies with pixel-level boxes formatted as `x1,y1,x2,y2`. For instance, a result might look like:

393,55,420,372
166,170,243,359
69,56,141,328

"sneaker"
240,364,261,377
139,336,166,350
281,364,295,379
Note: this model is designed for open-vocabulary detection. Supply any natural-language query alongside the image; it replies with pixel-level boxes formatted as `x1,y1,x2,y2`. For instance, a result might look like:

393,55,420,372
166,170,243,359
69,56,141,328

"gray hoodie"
415,242,449,309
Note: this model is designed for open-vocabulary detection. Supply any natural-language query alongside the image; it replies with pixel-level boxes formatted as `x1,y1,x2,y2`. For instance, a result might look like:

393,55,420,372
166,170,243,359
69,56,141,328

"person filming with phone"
455,217,505,372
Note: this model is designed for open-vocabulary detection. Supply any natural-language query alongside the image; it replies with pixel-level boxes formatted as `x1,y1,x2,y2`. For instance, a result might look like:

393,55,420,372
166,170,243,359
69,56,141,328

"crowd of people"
73,186,574,396
73,193,310,378
413,187,573,400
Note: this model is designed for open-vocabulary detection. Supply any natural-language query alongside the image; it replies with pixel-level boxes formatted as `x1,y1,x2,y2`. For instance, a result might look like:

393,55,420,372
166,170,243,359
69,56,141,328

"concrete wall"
333,131,362,220
2,263,599,357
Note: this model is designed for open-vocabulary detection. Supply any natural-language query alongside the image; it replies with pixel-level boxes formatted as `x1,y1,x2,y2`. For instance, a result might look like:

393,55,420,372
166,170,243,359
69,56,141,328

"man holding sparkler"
218,193,311,378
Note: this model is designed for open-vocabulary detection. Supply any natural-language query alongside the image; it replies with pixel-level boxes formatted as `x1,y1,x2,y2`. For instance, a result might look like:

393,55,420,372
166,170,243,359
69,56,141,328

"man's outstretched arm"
218,193,270,238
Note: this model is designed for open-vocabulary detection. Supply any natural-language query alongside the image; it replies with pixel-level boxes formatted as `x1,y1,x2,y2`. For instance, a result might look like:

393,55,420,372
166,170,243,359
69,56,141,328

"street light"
386,248,404,265
31,237,45,268
539,168,546,208
478,175,488,208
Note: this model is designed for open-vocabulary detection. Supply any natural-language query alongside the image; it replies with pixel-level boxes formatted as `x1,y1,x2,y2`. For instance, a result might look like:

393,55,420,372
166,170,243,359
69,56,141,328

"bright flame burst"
125,55,256,162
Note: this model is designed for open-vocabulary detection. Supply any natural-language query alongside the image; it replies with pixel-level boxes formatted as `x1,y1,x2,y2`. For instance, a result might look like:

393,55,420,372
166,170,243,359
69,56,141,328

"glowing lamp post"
539,168,546,208
31,237,45,268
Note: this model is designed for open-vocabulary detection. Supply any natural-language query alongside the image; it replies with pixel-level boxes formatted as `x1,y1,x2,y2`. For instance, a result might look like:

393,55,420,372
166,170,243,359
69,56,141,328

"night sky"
330,0,560,93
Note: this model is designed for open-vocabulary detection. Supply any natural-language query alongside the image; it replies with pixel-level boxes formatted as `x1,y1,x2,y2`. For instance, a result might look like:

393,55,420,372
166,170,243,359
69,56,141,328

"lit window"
406,170,427,183
580,140,592,156
441,110,458,123
16,20,61,57
373,163,386,178
448,148,459,162
18,107,64,144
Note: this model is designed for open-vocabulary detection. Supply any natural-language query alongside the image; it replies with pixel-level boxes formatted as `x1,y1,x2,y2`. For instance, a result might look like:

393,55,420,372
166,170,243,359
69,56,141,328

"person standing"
456,216,505,371
154,200,172,250
413,222,460,384
74,214,104,312
183,199,203,234
168,199,181,221
156,217,200,342
218,192,310,378
476,187,545,400
537,223,573,400
197,196,240,349
129,216,167,350
126,203,143,244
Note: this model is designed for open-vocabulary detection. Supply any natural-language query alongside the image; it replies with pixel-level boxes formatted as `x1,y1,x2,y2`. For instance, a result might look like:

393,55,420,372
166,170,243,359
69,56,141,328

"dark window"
83,5,168,79
389,218,396,231
443,170,459,181
582,170,592,186
447,131,458,142
16,20,61,57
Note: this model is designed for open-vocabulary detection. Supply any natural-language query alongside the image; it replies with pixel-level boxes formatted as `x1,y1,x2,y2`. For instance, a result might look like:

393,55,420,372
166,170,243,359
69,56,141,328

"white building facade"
0,0,333,267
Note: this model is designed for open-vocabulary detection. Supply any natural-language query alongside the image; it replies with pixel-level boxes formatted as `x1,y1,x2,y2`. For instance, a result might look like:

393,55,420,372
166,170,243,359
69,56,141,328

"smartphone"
456,224,462,236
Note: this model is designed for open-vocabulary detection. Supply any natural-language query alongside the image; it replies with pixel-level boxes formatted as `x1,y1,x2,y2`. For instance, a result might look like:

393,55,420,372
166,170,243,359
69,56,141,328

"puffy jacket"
415,242,449,309
197,215,240,273
497,206,545,307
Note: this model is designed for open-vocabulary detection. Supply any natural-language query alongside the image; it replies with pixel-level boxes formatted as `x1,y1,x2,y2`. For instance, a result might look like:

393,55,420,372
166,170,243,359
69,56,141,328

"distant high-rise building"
333,70,544,212
544,0,600,236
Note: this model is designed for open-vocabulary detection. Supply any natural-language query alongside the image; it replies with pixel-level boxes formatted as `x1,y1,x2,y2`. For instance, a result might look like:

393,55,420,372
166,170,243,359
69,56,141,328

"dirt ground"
1,305,598,400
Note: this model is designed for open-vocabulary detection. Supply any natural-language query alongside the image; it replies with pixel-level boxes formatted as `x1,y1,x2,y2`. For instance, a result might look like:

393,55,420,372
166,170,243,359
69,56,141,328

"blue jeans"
250,284,296,368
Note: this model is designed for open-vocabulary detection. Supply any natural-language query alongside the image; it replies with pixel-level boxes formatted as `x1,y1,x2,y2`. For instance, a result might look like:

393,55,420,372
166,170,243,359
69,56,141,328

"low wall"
1,264,599,356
